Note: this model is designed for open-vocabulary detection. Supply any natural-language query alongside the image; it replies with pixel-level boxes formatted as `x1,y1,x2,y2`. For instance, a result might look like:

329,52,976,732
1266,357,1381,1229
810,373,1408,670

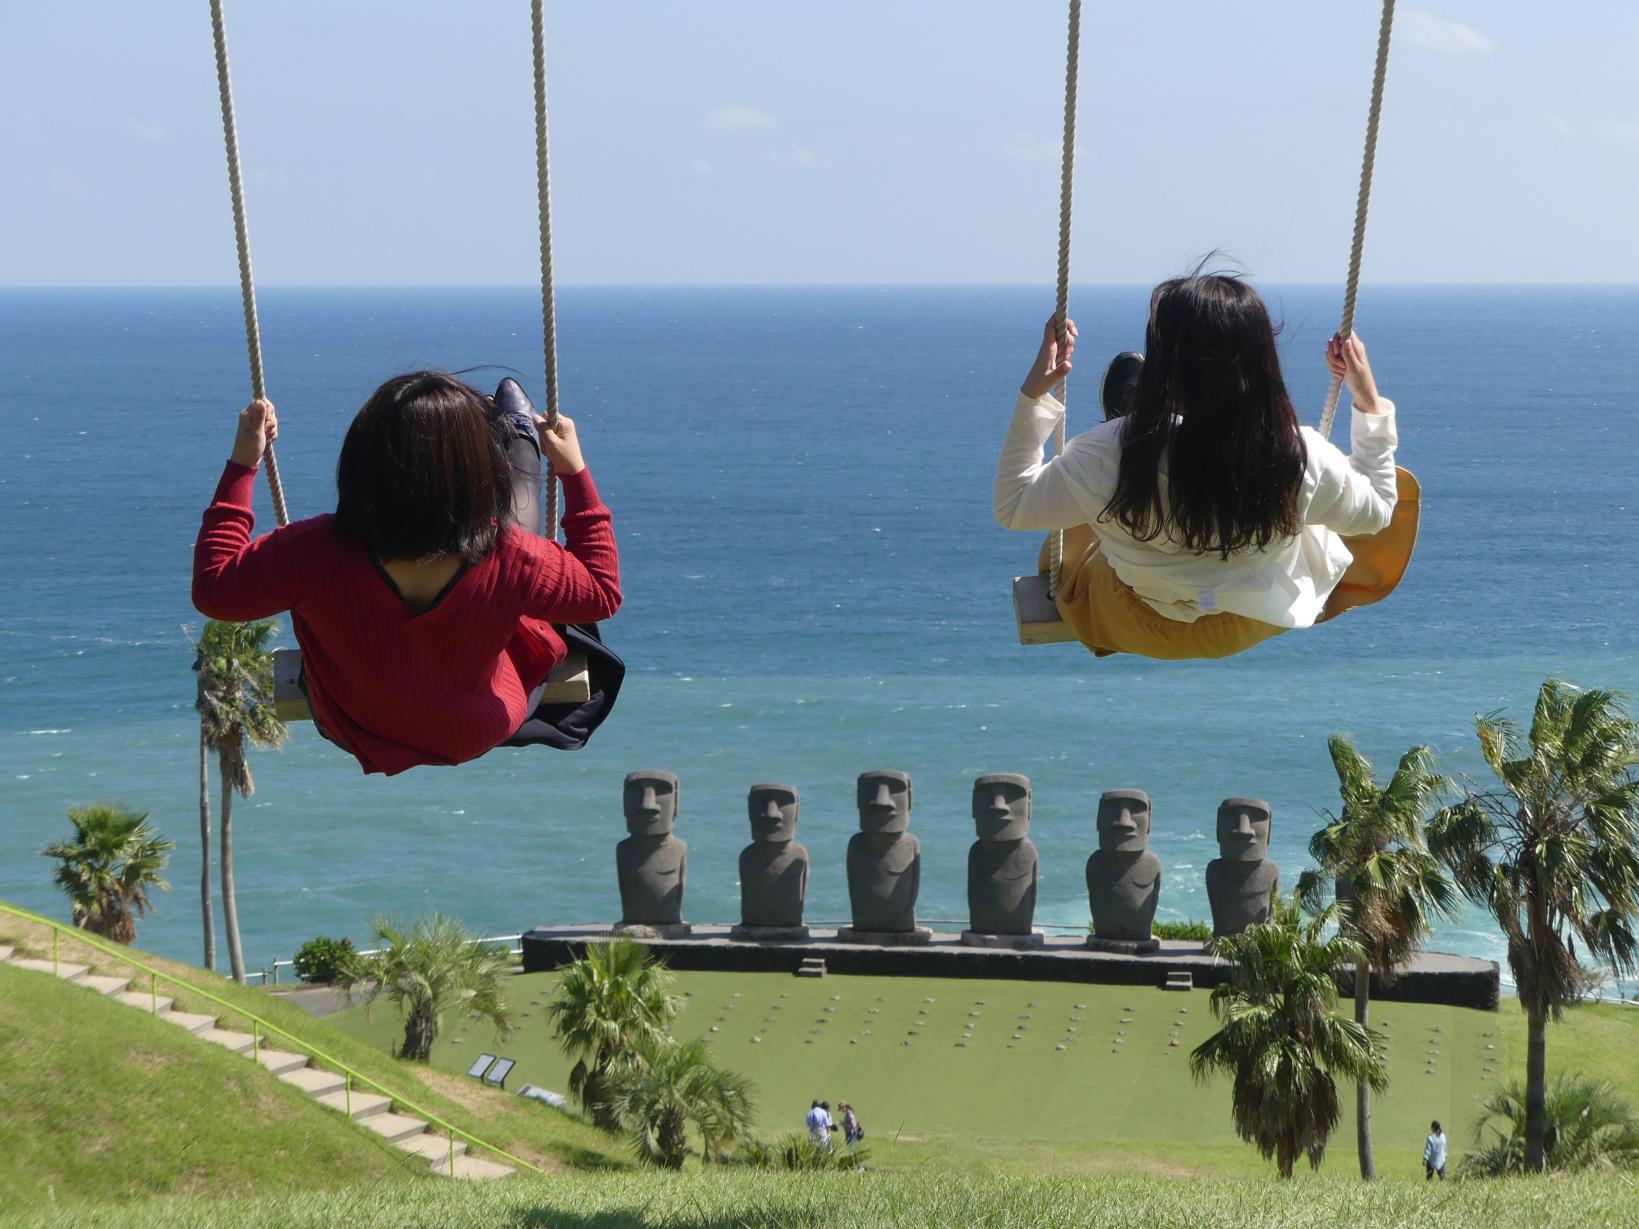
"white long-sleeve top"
994,392,1399,628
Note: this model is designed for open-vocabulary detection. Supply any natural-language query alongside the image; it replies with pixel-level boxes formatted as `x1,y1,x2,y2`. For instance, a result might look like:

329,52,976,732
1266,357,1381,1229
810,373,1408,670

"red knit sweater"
193,460,620,776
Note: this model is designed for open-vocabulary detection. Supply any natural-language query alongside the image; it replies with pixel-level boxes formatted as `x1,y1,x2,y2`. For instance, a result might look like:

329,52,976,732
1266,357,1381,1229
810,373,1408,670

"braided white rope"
209,0,288,527
1318,0,1396,439
531,0,562,538
1046,0,1081,598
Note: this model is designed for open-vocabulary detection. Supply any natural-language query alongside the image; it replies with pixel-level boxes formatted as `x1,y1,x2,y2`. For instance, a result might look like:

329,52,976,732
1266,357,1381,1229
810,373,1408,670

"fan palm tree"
1428,679,1639,1173
191,618,285,982
39,803,173,943
603,1036,756,1169
1190,893,1387,1179
543,938,682,1130
332,914,513,1062
1296,736,1458,1180
1462,1072,1639,1176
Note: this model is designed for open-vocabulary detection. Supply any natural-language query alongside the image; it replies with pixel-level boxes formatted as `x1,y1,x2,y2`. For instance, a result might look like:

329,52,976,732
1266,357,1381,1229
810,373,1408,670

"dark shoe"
492,377,541,447
1100,351,1144,420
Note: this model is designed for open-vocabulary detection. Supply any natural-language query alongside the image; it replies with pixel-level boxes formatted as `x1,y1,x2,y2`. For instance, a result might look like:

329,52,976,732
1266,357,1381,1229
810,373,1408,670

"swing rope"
531,0,563,539
1318,0,1396,439
1046,0,1082,600
208,0,289,529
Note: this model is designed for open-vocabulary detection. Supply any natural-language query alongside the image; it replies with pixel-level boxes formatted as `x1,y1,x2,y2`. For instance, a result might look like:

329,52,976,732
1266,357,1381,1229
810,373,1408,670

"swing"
206,0,608,734
1012,0,1420,649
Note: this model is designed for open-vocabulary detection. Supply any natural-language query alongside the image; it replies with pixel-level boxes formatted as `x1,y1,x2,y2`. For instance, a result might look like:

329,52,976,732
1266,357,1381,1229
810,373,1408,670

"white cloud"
1400,11,1495,55
765,147,821,169
1596,120,1639,145
691,157,714,175
705,107,777,132
1003,132,1060,164
120,115,166,143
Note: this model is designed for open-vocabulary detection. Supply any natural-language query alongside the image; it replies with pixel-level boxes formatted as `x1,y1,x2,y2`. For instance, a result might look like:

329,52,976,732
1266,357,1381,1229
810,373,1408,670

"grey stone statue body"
840,770,930,944
732,784,810,940
614,770,691,938
1205,797,1280,936
1085,788,1161,951
963,773,1042,947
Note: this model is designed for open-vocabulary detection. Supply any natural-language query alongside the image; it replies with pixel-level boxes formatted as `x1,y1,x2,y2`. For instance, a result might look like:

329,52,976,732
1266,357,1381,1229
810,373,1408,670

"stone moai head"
1216,797,1272,862
856,770,913,833
747,783,799,843
623,770,679,836
972,773,1031,841
1096,789,1152,853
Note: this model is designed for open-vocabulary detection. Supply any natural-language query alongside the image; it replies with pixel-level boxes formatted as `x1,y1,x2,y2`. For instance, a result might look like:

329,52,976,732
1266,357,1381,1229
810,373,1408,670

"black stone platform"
521,924,1500,1011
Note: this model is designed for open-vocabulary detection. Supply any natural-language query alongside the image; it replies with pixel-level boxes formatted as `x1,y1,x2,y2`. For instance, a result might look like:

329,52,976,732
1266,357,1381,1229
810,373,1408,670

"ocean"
3,284,1636,978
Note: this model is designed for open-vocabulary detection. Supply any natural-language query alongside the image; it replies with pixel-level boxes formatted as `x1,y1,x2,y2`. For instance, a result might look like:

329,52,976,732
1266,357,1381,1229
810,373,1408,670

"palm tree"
191,618,285,982
1296,736,1458,1180
543,938,682,1130
1428,679,1639,1173
603,1037,756,1169
332,914,513,1062
39,803,173,943
1190,894,1387,1179
1462,1072,1639,1176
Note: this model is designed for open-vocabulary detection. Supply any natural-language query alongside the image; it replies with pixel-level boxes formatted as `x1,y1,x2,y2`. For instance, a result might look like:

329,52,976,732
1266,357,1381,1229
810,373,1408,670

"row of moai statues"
612,770,1279,948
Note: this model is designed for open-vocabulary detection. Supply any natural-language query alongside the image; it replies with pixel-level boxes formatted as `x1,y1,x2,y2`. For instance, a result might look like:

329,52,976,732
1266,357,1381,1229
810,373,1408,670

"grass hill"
0,910,624,1214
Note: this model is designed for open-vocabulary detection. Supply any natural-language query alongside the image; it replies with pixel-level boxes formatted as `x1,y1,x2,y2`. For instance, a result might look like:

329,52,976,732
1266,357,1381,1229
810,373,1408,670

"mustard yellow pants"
1039,525,1286,660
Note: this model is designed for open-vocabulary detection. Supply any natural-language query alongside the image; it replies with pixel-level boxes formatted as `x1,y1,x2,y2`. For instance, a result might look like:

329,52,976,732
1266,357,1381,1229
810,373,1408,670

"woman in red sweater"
193,373,621,775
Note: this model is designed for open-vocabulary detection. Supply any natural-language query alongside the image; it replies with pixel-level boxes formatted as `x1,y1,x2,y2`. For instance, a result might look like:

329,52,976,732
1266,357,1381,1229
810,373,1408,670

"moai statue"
838,769,931,945
613,770,691,939
1085,788,1162,953
730,783,810,941
1205,797,1280,936
962,773,1042,948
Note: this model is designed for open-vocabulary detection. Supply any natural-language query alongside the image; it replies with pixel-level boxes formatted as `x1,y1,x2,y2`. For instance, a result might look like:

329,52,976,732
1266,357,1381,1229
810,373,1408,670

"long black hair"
1101,271,1307,558
334,371,511,562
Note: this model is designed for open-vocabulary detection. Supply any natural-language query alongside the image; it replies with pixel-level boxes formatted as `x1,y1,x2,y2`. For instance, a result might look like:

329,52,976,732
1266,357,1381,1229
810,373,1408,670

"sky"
3,2,1637,285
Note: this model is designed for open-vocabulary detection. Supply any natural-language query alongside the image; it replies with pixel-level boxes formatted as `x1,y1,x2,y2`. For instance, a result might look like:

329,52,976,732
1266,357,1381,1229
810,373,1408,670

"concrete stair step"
199,1027,256,1055
113,990,174,1014
316,1089,392,1120
0,945,14,962
11,958,89,981
160,1009,218,1035
279,1066,346,1098
396,1131,469,1161
430,1153,515,1180
253,1048,312,1077
365,1112,434,1145
76,974,132,996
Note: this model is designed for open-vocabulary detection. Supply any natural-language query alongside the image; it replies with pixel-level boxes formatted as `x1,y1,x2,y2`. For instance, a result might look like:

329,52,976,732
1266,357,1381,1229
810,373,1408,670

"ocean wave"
26,728,72,735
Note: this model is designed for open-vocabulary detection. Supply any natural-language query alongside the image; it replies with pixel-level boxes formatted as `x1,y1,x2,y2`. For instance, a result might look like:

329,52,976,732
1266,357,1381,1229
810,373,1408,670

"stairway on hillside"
0,942,514,1180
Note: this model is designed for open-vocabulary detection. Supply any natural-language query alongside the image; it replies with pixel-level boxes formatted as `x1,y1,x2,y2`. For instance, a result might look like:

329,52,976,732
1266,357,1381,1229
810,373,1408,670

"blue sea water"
2,285,1637,977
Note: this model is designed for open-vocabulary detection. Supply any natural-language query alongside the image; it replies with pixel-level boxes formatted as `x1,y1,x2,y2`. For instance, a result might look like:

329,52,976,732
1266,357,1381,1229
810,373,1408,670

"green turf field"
327,966,1516,1177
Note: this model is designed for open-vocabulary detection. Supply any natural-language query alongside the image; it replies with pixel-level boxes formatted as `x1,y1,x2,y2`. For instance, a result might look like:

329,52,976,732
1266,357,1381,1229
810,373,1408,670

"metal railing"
255,933,525,986
0,902,549,1179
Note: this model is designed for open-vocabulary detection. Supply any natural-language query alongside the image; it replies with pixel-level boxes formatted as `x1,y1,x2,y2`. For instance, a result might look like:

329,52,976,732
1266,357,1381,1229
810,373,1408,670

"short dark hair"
1431,1120,1442,1132
334,371,511,562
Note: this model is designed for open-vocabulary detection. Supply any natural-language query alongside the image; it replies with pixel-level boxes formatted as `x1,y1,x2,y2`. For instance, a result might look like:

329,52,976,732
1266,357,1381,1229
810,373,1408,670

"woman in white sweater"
994,272,1399,660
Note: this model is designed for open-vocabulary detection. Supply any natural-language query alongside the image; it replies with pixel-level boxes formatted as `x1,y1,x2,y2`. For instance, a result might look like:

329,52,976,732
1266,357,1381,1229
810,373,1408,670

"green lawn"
5,1169,1636,1229
327,965,1544,1179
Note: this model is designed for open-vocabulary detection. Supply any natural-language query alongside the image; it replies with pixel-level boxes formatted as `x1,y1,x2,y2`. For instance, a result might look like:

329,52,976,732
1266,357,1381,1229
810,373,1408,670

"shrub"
292,935,354,984
1151,920,1212,941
